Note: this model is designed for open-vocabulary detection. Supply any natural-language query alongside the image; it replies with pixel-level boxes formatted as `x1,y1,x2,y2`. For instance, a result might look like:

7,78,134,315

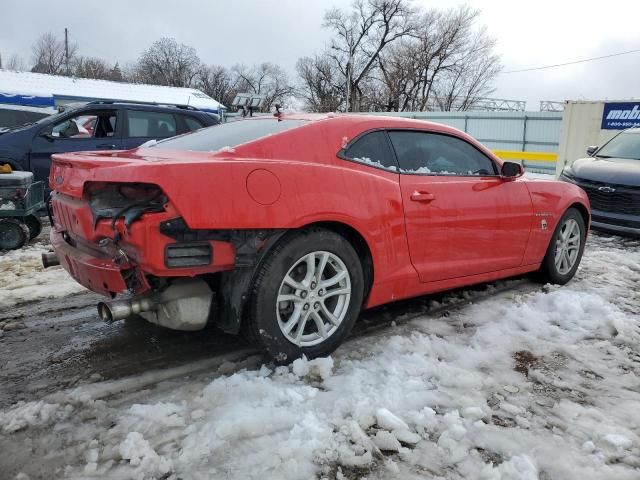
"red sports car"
46,114,590,361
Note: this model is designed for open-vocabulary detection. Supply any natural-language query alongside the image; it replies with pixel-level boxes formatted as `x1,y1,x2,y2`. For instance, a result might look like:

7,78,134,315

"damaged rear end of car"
46,151,258,333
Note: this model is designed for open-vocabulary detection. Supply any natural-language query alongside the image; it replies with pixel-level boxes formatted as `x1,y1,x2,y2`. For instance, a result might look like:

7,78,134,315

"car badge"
541,219,548,231
597,186,616,193
55,175,64,185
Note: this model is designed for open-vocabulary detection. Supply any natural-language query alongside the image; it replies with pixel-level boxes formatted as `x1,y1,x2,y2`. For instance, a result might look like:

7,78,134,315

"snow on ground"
0,233,86,310
1,234,639,480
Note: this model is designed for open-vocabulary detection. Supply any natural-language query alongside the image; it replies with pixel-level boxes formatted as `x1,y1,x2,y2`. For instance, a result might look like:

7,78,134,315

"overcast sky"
1,0,639,110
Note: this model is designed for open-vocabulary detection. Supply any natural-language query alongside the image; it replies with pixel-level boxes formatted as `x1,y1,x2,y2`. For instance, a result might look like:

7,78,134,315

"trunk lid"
50,151,142,198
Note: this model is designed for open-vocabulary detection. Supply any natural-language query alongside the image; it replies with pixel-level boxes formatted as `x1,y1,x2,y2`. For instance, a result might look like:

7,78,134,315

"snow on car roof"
0,69,225,113
0,102,56,114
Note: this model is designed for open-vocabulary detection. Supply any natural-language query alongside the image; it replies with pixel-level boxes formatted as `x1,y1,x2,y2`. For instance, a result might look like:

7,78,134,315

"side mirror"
500,161,524,179
40,131,55,142
586,145,598,156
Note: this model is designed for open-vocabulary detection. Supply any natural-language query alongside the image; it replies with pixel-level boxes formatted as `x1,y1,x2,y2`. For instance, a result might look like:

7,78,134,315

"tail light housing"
84,182,167,227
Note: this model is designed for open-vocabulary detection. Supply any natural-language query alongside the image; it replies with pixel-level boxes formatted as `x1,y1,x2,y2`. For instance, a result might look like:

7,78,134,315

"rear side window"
389,130,497,176
342,131,397,171
127,110,177,138
183,116,204,132
154,119,307,152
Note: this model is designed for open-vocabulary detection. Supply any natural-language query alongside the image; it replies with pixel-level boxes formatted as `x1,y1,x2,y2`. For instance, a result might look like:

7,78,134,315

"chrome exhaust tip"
97,302,116,323
41,252,60,268
97,298,155,324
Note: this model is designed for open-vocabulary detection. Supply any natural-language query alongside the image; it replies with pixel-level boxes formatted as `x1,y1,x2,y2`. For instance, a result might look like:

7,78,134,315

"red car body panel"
49,114,590,310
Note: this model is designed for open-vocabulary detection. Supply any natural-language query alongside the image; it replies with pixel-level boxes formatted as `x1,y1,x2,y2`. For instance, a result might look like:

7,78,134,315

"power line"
501,48,640,74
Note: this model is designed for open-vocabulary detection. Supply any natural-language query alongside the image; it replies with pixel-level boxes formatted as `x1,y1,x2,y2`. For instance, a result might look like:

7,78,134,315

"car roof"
79,102,208,114
264,112,465,136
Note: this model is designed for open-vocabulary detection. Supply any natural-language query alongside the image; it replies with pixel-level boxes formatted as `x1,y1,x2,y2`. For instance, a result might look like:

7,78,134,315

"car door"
388,129,533,283
30,108,122,183
120,109,178,149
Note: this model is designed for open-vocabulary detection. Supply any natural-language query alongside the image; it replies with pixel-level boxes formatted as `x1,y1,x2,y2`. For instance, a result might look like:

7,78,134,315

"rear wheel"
24,214,43,240
245,228,364,362
538,208,586,284
0,219,30,250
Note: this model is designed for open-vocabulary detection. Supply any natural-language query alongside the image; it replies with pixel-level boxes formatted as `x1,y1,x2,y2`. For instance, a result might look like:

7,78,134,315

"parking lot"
3,1,640,479
1,230,638,479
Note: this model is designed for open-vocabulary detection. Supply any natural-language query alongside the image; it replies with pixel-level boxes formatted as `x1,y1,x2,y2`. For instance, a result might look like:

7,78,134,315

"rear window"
153,118,307,152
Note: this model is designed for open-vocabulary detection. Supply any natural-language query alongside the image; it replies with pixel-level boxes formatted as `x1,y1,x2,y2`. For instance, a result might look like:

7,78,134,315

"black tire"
0,219,30,250
245,228,364,362
538,208,586,284
24,214,43,240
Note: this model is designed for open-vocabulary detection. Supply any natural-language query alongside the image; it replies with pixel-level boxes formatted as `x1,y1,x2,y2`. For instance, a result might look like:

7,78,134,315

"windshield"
596,130,640,160
153,118,308,152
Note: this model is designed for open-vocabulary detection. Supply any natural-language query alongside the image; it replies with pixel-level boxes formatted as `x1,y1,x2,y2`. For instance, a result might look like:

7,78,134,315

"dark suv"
0,101,219,182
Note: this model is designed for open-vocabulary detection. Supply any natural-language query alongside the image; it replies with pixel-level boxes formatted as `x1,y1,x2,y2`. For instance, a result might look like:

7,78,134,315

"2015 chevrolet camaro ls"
46,114,590,360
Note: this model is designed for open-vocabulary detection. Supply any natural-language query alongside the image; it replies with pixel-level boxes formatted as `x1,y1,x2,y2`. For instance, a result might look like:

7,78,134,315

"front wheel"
245,228,364,362
538,208,586,284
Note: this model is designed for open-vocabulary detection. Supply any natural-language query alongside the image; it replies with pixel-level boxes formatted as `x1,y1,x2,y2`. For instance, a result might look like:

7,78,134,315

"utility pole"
64,28,70,76
345,51,352,113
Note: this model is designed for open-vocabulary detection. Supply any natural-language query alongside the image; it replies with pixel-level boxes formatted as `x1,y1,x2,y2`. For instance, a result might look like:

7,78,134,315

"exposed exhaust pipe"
97,279,213,330
41,252,60,268
97,297,155,324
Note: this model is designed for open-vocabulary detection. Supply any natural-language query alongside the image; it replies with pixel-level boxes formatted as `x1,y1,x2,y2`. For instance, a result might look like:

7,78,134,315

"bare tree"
431,26,501,111
296,54,345,112
1,53,26,71
31,32,77,75
72,56,110,80
197,65,236,107
231,63,295,111
366,5,501,112
324,0,415,111
132,38,201,87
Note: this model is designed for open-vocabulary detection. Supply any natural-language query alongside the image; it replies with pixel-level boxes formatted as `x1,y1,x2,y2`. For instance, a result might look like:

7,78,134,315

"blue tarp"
0,92,55,108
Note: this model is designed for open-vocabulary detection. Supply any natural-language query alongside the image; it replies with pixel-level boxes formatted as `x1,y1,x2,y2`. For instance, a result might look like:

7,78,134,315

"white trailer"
0,69,225,115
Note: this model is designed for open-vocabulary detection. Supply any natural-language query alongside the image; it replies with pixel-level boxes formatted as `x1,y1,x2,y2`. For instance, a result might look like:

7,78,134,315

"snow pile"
0,241,86,309
0,401,63,433
2,235,639,479
214,145,236,153
353,156,398,171
119,432,173,478
292,355,334,380
405,166,432,174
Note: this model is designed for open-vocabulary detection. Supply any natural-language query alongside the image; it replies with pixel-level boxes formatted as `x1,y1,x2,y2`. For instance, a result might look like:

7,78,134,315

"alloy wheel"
554,218,581,275
276,251,352,347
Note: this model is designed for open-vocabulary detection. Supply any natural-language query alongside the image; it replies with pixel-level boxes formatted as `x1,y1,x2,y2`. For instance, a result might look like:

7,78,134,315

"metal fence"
365,111,563,173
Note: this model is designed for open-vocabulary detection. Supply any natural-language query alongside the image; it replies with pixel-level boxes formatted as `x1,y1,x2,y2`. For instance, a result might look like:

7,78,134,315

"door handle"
410,191,435,202
96,143,116,149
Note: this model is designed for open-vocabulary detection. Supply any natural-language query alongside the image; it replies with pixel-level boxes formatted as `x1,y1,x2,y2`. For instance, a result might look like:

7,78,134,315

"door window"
341,131,397,171
388,130,497,176
49,111,117,139
183,116,204,132
127,110,177,138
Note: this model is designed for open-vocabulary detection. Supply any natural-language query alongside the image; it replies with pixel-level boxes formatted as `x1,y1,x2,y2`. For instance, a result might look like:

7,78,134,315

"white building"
0,69,225,115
